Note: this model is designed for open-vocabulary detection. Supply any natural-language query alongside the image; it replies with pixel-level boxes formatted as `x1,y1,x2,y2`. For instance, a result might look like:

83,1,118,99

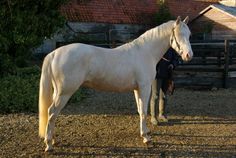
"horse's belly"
82,79,137,92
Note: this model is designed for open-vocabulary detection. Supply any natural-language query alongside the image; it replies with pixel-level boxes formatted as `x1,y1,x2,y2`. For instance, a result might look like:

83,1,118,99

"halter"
170,28,183,56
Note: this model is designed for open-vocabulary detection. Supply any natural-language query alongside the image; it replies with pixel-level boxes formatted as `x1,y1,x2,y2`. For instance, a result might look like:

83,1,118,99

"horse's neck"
120,22,174,63
147,32,171,63
143,23,174,63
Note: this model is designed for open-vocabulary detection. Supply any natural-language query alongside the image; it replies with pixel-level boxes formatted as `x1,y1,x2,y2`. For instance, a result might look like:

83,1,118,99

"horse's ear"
183,16,189,24
174,16,181,27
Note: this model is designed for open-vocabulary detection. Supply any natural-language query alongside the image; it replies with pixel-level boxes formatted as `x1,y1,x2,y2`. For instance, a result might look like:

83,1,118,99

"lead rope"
161,57,170,62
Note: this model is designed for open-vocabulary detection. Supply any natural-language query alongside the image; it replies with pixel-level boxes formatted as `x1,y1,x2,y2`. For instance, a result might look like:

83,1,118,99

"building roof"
210,4,236,18
60,0,157,24
191,4,236,22
60,0,220,25
167,0,220,21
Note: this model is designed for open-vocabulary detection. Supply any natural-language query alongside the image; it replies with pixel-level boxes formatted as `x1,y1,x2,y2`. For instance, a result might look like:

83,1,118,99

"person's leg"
158,79,168,122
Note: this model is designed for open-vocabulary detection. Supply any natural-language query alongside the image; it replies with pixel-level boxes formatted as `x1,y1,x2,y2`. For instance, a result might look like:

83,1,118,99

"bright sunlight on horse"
39,16,193,152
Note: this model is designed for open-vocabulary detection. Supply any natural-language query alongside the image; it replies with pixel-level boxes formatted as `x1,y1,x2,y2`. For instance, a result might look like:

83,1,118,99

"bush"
69,89,86,104
0,66,40,113
0,66,85,113
155,0,174,25
0,0,67,75
0,54,17,76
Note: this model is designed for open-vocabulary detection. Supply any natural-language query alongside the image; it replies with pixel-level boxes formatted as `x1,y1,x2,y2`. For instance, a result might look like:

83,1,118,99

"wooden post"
217,53,221,67
223,40,230,88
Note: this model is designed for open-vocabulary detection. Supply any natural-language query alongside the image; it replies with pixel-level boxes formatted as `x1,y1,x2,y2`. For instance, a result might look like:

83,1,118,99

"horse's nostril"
186,53,191,60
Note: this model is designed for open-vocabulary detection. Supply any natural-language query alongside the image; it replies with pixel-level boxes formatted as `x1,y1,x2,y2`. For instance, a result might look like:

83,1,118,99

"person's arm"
169,49,179,69
155,61,160,78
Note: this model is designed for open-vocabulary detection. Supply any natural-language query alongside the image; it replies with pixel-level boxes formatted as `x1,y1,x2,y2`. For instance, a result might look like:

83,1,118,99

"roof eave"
190,4,236,24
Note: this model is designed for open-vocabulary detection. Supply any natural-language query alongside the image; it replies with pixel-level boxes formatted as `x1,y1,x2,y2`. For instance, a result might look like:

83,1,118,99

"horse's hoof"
158,116,168,123
45,146,54,152
140,130,151,137
52,139,56,145
143,135,152,144
151,118,158,125
145,140,154,147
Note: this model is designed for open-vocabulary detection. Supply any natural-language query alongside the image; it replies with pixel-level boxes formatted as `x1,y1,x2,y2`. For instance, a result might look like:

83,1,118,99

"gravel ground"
0,88,236,157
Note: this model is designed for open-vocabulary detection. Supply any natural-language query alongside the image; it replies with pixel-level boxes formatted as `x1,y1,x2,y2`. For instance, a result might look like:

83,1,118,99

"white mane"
116,21,175,50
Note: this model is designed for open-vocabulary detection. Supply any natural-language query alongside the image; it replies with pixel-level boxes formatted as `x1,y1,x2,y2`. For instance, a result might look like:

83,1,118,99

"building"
35,0,158,54
35,0,220,54
190,1,236,40
167,0,220,20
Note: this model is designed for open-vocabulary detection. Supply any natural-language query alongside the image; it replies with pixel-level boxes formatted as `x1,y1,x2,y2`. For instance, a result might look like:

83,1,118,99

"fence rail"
175,40,236,89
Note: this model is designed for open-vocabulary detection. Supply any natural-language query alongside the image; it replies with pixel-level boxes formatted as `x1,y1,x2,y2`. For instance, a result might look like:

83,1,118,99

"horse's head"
170,16,193,61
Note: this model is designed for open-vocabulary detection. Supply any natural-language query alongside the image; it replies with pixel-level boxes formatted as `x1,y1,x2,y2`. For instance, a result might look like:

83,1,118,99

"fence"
175,40,236,89
57,37,236,89
56,29,139,49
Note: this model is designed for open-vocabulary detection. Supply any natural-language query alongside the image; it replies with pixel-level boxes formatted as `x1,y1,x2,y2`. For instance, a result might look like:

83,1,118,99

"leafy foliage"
0,66,85,113
0,0,67,74
0,66,40,113
155,0,175,25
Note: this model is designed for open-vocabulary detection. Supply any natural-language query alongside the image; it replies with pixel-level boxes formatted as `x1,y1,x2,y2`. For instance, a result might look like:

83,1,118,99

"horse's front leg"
137,84,152,143
150,80,158,125
134,90,140,114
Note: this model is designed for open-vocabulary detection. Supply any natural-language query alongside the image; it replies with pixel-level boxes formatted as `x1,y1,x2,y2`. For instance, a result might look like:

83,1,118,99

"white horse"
39,16,193,151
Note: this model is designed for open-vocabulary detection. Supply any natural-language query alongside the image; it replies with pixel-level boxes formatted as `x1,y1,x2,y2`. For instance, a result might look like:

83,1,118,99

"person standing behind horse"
150,47,179,125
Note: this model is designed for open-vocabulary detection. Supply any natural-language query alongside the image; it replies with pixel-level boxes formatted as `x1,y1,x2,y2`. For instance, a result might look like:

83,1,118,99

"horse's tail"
39,53,54,138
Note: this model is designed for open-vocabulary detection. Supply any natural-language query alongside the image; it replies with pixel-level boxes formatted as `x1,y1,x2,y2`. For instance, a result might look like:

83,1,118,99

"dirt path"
0,88,236,157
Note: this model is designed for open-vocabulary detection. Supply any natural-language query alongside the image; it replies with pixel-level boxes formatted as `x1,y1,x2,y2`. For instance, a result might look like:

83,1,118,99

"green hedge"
0,66,84,113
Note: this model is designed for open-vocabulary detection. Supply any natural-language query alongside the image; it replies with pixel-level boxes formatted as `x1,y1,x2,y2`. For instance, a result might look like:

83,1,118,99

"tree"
155,0,174,25
0,0,67,74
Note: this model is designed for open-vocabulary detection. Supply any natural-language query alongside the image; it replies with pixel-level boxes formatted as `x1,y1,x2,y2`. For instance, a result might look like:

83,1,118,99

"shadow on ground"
64,88,236,118
44,140,236,157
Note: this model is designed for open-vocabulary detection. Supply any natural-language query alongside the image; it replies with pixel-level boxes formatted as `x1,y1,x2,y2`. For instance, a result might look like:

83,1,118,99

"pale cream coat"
39,17,193,151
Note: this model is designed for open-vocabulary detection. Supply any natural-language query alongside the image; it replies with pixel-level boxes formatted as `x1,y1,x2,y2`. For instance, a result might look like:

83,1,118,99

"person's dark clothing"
156,48,178,79
156,48,178,94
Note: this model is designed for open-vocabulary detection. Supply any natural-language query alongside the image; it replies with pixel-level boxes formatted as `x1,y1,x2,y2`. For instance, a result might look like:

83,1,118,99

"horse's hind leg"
44,93,72,152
